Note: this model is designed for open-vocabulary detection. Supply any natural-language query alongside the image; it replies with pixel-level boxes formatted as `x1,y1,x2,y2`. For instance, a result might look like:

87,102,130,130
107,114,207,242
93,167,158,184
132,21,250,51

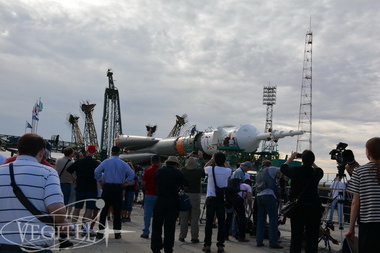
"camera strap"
9,163,55,226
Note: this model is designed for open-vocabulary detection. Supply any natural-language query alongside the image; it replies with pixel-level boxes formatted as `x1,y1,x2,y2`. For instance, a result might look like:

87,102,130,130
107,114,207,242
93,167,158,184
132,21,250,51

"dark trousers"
224,196,246,238
151,197,179,253
204,197,225,247
359,222,380,253
290,207,321,253
99,184,123,234
234,196,246,238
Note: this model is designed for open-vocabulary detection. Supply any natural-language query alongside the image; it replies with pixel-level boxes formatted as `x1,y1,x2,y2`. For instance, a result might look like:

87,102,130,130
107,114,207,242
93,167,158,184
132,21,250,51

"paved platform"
61,193,349,253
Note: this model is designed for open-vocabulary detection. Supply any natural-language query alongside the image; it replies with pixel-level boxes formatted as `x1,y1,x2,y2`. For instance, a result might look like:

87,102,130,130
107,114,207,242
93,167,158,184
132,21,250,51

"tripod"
318,221,339,252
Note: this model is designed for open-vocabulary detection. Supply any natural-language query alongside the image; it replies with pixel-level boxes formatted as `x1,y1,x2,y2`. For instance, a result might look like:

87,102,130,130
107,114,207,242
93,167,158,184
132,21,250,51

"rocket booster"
115,124,303,164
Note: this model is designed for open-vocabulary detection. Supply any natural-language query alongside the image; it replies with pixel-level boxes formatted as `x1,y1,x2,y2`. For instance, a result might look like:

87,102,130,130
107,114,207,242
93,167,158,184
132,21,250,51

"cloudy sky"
1,0,379,173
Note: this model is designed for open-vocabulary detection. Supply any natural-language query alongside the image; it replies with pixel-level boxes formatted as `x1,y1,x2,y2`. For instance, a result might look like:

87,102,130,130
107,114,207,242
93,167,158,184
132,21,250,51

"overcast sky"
1,0,379,173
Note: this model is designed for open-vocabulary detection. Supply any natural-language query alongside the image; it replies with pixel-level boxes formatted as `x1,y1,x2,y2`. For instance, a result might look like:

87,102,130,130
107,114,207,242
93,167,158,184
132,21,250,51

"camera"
296,153,302,158
329,142,357,177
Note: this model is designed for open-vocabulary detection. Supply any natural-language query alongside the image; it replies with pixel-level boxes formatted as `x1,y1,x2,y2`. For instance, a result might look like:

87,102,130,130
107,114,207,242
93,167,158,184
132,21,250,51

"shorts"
74,191,98,210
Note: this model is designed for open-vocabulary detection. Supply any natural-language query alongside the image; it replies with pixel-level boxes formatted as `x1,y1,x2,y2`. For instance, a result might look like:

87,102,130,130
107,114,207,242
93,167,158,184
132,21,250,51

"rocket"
116,124,303,165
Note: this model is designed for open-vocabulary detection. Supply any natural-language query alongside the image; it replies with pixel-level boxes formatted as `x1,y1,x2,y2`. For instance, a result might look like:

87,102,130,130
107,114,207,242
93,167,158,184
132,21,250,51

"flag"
26,121,32,129
38,98,43,112
33,101,39,121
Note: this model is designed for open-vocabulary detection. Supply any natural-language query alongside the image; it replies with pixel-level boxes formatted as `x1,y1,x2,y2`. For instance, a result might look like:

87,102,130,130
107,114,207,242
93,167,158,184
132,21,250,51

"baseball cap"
241,161,253,168
87,145,97,153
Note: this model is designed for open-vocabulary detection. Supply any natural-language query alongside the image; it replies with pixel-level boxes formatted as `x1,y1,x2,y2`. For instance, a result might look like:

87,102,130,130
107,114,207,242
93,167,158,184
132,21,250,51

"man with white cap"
151,156,186,253
232,161,252,182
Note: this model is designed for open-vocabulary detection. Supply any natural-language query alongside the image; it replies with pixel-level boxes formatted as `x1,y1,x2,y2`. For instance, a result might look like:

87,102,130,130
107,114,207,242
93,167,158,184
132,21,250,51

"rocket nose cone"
235,125,260,152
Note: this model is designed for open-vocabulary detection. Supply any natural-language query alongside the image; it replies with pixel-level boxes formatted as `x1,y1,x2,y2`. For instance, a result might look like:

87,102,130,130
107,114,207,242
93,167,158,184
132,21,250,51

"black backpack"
226,177,241,196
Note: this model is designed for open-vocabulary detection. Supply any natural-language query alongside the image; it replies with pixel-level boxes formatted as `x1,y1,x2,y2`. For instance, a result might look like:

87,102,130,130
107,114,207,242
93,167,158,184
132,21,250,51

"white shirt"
204,165,231,197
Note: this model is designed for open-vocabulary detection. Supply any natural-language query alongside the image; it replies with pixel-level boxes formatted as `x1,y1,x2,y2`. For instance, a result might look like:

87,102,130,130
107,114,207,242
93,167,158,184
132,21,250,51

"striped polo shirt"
347,162,380,223
0,155,63,247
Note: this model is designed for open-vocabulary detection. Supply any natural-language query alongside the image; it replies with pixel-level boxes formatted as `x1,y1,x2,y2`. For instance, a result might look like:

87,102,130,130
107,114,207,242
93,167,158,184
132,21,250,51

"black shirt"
280,164,323,208
155,165,186,198
66,156,100,192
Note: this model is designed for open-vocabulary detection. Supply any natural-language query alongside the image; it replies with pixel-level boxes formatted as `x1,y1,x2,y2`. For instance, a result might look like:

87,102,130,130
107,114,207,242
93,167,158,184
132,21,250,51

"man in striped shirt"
0,133,68,252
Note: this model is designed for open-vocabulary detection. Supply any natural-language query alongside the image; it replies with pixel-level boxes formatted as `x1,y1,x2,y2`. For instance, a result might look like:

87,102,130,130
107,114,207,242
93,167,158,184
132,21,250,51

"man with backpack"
255,160,283,249
203,152,231,253
225,161,252,242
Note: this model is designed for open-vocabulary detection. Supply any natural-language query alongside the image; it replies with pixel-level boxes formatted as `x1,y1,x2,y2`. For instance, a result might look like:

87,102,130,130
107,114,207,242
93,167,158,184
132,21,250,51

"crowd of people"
1,133,380,253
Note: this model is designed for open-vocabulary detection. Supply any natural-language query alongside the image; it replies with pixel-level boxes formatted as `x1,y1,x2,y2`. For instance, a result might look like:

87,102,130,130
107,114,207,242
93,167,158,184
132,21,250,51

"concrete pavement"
61,194,348,253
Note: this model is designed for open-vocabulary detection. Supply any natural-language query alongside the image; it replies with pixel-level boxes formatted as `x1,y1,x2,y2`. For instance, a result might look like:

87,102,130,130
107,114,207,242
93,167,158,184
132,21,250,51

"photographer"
280,150,324,253
328,175,346,228
346,137,380,252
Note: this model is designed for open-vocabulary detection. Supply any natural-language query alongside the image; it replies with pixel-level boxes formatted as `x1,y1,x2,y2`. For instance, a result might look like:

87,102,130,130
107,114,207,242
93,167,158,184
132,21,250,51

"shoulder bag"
178,189,192,212
280,170,315,218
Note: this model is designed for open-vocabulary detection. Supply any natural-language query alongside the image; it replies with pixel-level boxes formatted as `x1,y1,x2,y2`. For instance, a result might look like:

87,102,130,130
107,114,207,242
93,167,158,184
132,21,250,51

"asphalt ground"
60,193,349,253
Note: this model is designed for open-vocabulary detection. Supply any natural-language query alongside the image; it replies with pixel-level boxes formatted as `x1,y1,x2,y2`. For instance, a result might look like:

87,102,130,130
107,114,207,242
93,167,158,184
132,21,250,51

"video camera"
329,142,357,177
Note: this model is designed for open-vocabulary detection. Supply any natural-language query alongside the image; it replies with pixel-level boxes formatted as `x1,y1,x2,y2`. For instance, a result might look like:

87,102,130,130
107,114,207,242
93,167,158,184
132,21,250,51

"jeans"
329,198,343,227
256,194,279,246
122,191,135,211
204,197,225,247
142,194,157,235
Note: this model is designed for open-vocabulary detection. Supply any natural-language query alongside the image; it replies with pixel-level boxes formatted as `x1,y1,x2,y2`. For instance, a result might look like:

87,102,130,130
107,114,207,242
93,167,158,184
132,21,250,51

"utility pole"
100,69,123,160
296,21,313,152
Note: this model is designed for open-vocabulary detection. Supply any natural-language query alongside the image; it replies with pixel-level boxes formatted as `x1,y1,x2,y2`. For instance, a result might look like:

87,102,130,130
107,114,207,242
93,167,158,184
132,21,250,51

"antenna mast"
296,20,313,152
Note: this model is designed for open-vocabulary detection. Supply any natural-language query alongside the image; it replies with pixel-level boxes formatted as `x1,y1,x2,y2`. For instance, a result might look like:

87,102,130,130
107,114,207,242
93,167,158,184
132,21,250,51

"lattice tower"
81,102,99,150
261,85,277,152
167,114,188,138
100,69,123,160
296,23,313,152
68,114,84,149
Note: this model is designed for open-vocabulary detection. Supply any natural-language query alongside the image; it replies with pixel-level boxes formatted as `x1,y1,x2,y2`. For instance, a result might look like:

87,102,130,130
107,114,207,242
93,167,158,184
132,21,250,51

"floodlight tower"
261,85,277,152
100,69,123,160
296,22,313,152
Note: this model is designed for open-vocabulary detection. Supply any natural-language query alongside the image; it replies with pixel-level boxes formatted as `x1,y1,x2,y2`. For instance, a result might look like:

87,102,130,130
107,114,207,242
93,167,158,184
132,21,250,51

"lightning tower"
261,85,277,153
296,22,313,152
100,69,123,160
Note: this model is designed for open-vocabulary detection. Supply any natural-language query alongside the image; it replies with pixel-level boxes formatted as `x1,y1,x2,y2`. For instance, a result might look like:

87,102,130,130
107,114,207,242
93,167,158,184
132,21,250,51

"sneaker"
96,233,104,240
115,233,121,239
125,217,131,222
202,246,211,253
269,244,283,249
140,234,149,239
191,239,200,243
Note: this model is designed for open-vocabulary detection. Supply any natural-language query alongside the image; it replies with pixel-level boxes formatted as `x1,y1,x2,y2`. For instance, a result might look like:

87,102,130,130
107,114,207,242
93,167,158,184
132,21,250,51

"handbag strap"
294,169,315,203
59,159,71,178
9,163,54,225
